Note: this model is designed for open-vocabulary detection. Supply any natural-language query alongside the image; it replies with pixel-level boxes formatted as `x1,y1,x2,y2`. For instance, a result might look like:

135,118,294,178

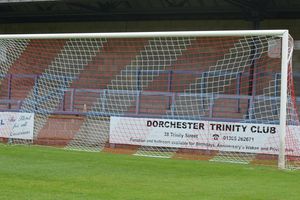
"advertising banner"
110,116,298,155
0,112,34,140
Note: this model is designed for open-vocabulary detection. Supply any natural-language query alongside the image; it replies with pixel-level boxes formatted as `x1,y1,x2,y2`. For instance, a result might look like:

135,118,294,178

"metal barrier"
1,72,299,120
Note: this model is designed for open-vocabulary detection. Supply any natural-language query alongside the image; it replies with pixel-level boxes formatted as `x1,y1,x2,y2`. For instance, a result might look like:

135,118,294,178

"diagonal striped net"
0,31,298,169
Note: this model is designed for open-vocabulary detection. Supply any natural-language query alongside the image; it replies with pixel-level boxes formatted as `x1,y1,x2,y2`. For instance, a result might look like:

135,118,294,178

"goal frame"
0,30,290,169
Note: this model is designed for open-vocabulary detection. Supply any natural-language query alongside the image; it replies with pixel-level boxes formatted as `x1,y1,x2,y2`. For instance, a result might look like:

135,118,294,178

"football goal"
0,30,298,169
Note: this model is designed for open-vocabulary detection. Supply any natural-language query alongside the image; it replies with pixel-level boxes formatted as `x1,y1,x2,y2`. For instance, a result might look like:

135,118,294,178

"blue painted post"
236,73,241,113
101,89,107,112
17,100,22,110
70,88,75,112
134,69,142,115
275,73,280,96
34,75,39,112
201,72,207,109
171,93,176,117
61,76,67,111
273,73,280,116
136,69,141,91
167,70,173,109
7,74,12,109
248,97,253,120
209,94,214,118
135,90,141,115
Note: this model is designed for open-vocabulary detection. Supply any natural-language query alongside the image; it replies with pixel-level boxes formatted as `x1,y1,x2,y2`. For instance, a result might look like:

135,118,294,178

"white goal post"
278,30,289,169
0,30,297,169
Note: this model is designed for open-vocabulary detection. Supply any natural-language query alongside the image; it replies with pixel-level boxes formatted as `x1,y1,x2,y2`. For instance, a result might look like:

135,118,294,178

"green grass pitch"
1,144,300,200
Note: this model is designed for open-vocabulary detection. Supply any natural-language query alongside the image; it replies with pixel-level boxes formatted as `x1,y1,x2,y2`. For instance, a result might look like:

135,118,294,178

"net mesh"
0,32,298,168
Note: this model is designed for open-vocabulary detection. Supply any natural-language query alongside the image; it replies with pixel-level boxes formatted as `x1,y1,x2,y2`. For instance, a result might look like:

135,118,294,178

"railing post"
61,76,67,111
201,72,207,110
236,73,241,113
201,72,207,94
101,89,107,112
209,94,214,118
248,96,254,120
17,100,22,110
170,93,176,117
7,74,12,109
34,75,39,112
135,90,141,115
273,73,280,116
70,88,75,112
167,70,173,109
136,68,141,91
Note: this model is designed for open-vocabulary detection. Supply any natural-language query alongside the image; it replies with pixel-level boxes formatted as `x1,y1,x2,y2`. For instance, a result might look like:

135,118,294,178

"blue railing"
1,71,300,120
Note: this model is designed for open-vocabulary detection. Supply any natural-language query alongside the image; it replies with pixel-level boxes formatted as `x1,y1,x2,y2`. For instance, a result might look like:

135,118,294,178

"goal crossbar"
0,30,288,39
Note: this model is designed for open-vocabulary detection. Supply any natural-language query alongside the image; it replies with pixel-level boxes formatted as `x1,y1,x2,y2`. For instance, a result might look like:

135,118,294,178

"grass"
0,144,300,200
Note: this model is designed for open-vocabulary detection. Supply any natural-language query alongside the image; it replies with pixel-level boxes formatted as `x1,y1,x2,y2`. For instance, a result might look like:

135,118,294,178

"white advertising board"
109,116,299,155
0,112,34,140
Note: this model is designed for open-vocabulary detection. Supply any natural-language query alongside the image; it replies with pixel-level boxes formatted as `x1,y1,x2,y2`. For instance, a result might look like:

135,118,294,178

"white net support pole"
278,31,289,169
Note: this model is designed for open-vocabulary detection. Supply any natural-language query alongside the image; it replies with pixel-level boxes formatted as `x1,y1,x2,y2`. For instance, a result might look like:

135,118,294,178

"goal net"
0,30,298,169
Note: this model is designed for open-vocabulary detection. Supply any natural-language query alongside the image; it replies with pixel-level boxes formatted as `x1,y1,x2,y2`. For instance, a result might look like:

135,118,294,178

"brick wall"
36,115,84,147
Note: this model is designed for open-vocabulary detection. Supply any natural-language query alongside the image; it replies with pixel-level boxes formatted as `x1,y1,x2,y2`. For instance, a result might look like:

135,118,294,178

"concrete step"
67,118,110,151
